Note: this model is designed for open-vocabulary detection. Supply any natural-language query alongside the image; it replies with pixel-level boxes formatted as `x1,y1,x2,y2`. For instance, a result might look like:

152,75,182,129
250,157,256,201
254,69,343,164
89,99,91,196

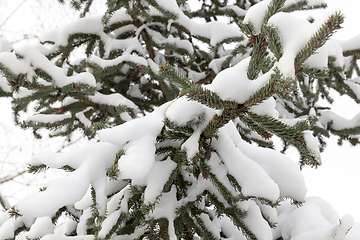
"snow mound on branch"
268,9,343,78
153,0,243,46
206,57,272,103
214,126,280,202
98,102,171,181
18,142,119,217
276,197,359,240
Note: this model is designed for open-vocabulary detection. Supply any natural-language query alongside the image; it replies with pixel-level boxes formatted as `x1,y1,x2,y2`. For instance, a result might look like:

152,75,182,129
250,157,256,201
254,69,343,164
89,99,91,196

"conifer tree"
0,0,360,239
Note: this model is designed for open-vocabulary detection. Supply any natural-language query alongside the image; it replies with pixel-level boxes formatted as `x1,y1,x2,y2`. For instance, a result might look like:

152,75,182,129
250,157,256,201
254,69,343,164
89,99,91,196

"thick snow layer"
40,235,94,240
281,197,342,239
119,135,157,180
89,92,138,110
144,158,177,204
16,46,97,88
17,143,119,217
243,0,270,33
26,216,54,239
13,87,36,99
249,97,279,118
268,9,341,77
344,78,360,99
243,201,273,240
98,209,121,238
149,186,178,240
224,122,306,201
153,0,243,46
27,113,72,124
319,110,360,130
206,57,272,103
213,127,280,202
166,96,205,125
290,214,354,240
0,76,11,93
0,52,28,74
99,102,171,181
0,38,12,52
41,17,104,46
90,53,147,69
75,108,92,127
181,130,201,159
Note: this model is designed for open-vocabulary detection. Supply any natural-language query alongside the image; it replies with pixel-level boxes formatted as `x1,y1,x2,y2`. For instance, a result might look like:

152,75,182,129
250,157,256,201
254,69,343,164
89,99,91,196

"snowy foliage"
0,0,360,239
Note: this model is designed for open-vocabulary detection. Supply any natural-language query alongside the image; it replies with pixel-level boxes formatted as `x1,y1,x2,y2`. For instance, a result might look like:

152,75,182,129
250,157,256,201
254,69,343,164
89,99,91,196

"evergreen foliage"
0,0,359,239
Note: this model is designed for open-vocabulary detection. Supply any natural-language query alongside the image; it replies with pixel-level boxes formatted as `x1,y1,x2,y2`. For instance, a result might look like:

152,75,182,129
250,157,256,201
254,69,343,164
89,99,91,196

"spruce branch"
159,63,193,89
262,0,286,27
28,164,49,174
185,85,238,109
294,12,344,71
282,0,327,12
263,25,283,60
247,34,269,80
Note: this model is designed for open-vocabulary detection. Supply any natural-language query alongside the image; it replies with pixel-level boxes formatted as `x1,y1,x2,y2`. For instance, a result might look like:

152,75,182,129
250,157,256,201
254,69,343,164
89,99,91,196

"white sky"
0,0,360,223
288,0,360,222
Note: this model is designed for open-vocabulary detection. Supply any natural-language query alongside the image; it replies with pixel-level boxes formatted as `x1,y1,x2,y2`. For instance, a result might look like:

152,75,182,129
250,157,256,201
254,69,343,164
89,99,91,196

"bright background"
291,0,360,222
0,0,359,222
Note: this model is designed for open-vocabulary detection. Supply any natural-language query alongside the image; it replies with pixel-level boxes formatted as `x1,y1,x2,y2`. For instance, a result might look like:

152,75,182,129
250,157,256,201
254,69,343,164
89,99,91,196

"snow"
75,108,92,127
225,121,307,201
17,143,119,217
26,216,53,239
144,158,177,204
98,209,121,238
243,201,273,240
108,8,133,25
279,197,349,239
126,84,142,98
219,5,247,17
41,234,94,240
90,53,148,69
6,46,97,88
243,0,270,34
89,92,138,110
214,216,247,240
148,185,178,240
319,110,360,130
206,57,272,103
181,130,201,159
165,96,205,125
13,87,36,99
0,76,11,92
41,17,104,46
303,130,322,164
268,9,342,77
213,127,280,202
26,113,72,124
119,135,157,180
249,97,279,118
77,208,92,235
0,52,28,74
0,218,16,240
0,38,12,52
153,0,243,46
344,78,360,99
98,102,171,182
